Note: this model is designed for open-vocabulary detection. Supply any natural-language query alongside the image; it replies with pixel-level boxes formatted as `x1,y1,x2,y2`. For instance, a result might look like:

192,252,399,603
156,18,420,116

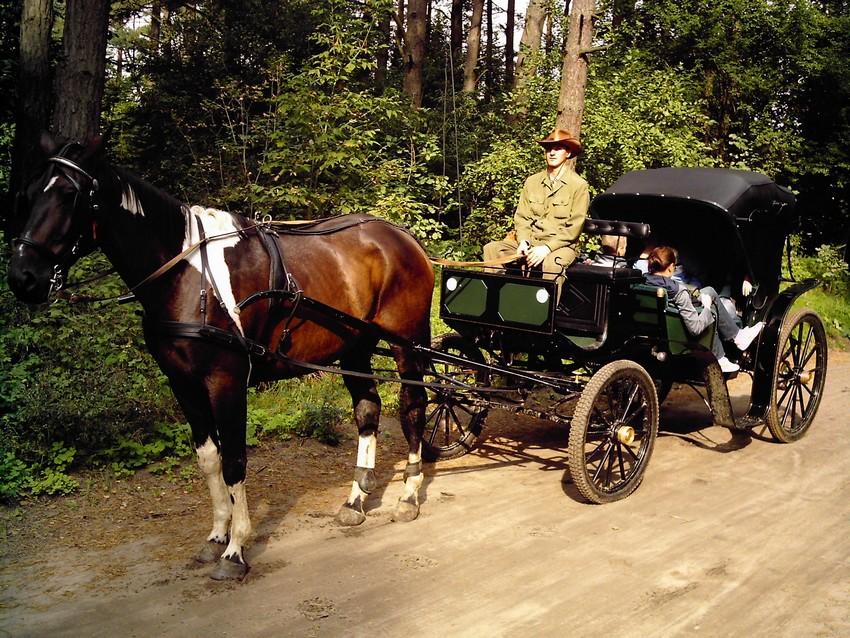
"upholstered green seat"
630,283,714,355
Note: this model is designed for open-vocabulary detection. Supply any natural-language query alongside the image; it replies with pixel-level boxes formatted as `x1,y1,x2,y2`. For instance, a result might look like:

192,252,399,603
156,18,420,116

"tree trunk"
556,0,594,148
612,0,634,30
150,0,162,53
375,8,390,94
463,0,484,93
484,0,493,101
504,0,515,89
52,0,110,140
450,0,463,71
402,0,427,107
7,0,53,237
392,0,406,67
513,0,546,92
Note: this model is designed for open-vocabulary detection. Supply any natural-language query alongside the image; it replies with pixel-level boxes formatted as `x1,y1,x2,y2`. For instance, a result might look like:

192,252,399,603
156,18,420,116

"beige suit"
484,166,589,277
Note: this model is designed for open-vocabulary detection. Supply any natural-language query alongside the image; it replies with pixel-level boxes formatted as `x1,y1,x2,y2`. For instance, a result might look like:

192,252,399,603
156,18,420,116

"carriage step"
731,415,762,431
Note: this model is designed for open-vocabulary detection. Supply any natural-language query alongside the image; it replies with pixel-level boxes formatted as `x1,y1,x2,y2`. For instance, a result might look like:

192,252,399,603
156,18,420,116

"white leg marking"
196,438,231,543
401,444,424,502
183,205,244,333
346,480,369,506
223,482,252,563
408,443,422,467
356,433,377,469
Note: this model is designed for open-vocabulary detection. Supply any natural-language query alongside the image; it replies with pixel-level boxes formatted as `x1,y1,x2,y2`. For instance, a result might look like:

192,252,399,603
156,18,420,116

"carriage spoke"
591,443,614,482
616,382,640,424
795,382,806,422
616,442,627,480
780,389,795,431
776,380,794,407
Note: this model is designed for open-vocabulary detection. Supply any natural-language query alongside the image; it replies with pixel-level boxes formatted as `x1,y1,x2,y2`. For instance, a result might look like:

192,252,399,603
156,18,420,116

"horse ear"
39,131,59,156
83,134,106,160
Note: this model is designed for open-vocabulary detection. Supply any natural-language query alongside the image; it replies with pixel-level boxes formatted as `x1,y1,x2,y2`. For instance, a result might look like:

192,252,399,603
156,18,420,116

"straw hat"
537,128,582,158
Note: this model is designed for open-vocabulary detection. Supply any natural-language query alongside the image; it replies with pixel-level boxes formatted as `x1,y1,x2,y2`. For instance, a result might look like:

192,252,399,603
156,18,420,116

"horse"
7,133,435,580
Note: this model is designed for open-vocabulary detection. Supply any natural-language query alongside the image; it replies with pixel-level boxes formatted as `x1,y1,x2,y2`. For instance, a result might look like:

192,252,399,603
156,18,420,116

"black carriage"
422,167,828,503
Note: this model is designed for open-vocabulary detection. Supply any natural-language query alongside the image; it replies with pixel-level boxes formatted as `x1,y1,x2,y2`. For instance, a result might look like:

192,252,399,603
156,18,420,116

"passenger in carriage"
483,128,589,278
585,234,629,268
645,246,764,374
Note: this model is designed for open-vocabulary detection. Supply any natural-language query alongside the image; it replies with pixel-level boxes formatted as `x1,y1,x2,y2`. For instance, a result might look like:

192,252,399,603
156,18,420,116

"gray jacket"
646,274,713,337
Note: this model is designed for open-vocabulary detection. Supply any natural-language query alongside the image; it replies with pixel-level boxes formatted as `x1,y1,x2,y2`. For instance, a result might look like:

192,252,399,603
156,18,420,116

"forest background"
0,0,849,499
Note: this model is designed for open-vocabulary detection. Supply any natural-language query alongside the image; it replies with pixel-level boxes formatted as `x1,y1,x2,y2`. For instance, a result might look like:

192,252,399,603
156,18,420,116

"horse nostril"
8,268,44,302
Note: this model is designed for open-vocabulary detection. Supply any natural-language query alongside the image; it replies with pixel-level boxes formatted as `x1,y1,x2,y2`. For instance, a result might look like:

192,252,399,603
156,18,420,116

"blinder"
11,147,102,293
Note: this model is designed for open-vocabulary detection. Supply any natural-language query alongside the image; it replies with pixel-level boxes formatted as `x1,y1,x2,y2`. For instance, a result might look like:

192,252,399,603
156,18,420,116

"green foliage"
30,443,79,496
95,422,194,478
248,374,349,445
0,239,182,497
784,236,850,344
582,52,715,188
786,236,850,296
0,452,33,502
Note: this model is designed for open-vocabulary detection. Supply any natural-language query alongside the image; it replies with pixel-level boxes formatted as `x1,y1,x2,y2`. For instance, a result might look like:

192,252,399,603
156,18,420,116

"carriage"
420,167,828,503
8,139,828,578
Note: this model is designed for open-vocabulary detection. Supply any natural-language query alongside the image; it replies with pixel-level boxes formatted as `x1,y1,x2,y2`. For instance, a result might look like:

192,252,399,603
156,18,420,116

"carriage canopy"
589,167,796,298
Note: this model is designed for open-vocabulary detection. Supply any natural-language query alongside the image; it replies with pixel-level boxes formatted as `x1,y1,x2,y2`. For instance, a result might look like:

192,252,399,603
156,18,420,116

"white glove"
526,245,551,267
742,279,753,296
699,293,713,309
516,240,531,257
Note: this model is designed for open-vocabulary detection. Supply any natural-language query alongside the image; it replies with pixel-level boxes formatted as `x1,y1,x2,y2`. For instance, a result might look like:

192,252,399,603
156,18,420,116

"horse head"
8,132,105,303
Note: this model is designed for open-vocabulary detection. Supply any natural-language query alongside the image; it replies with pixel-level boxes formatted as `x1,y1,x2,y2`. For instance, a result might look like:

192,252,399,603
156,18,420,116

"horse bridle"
13,148,102,294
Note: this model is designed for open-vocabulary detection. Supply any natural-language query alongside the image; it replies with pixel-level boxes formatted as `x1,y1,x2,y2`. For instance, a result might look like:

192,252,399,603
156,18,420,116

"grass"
793,287,850,350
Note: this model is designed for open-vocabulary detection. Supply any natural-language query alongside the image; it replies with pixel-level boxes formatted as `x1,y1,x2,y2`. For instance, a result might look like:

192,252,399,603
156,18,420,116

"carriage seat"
564,262,644,283
629,283,715,356
582,218,651,240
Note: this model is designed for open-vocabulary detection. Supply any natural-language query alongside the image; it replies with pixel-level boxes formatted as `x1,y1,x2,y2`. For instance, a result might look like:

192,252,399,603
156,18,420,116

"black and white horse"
8,134,435,580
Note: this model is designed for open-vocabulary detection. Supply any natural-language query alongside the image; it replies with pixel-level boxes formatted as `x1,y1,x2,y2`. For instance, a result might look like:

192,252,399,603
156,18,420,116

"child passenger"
586,234,628,268
645,246,764,373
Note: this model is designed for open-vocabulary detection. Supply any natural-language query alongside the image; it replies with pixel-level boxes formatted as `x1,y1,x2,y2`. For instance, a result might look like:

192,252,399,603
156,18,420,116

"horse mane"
110,165,190,240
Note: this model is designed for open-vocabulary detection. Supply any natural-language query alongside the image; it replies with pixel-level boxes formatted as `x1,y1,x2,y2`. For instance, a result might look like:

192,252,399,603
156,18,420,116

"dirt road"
2,352,849,637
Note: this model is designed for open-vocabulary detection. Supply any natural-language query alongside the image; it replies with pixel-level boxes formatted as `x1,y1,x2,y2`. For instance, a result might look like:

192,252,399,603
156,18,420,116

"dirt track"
2,351,849,637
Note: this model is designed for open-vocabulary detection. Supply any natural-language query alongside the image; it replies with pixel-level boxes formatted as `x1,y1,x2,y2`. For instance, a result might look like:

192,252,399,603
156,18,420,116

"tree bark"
612,0,634,30
556,0,594,147
450,0,463,71
7,0,53,237
52,0,110,140
513,0,546,92
375,8,390,94
463,0,484,93
504,0,515,89
484,0,493,101
392,0,405,67
402,0,427,107
150,0,162,53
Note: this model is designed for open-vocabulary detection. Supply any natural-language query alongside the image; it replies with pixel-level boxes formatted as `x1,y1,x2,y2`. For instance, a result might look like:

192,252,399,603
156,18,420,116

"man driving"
483,128,589,277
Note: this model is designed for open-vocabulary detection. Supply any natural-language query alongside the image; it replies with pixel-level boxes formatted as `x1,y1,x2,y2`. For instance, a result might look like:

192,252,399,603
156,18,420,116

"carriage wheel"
765,309,828,443
422,333,489,462
568,360,659,504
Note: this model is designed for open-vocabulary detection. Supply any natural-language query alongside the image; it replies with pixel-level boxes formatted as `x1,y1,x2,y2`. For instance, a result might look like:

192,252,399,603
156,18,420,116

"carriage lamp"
446,277,459,291
535,288,550,304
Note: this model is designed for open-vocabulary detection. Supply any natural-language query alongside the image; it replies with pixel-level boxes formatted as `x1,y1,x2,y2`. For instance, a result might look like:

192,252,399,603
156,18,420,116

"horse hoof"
210,556,250,581
195,541,225,564
392,499,420,523
336,503,367,527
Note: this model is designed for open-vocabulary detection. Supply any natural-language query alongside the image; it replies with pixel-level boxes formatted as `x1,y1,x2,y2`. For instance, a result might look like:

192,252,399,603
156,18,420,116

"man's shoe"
718,357,740,374
734,321,765,351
